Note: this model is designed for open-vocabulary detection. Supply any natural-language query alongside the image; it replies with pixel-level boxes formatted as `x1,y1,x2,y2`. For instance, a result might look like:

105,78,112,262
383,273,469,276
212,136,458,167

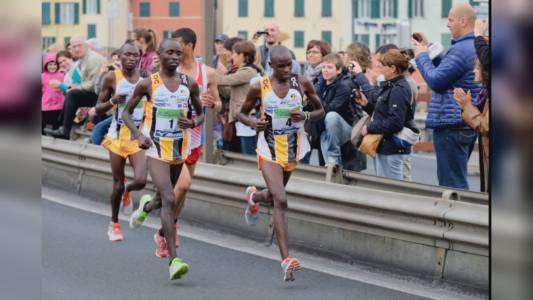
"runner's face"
175,37,192,57
57,56,72,72
321,62,340,81
270,56,292,80
120,45,141,70
159,44,182,70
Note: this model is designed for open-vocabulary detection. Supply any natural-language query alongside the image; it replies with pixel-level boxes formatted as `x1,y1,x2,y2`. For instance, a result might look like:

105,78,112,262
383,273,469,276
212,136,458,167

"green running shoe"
169,257,189,280
129,194,152,229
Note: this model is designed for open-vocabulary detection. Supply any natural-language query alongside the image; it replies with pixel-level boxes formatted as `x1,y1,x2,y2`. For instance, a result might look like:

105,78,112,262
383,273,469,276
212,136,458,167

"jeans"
90,115,112,145
320,112,352,165
239,136,257,155
374,154,406,180
433,128,477,190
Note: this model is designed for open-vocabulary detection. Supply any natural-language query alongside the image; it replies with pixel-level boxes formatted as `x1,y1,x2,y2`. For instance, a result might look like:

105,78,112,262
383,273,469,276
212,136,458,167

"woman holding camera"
356,49,416,180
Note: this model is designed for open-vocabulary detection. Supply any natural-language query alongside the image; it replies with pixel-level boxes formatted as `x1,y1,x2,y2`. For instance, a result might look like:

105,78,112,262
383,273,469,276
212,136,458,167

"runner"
123,39,204,280
238,45,324,281
150,27,221,256
94,42,147,241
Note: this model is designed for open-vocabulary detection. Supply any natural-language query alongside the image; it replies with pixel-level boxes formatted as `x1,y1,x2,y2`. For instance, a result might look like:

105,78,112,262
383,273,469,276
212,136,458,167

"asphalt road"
42,200,426,300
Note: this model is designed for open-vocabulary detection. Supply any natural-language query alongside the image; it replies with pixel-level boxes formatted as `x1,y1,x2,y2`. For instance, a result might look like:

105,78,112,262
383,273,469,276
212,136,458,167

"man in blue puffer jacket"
413,3,481,190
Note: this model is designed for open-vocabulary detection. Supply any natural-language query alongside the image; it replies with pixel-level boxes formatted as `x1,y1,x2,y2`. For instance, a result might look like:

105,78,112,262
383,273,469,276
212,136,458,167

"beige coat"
218,66,261,122
462,98,489,192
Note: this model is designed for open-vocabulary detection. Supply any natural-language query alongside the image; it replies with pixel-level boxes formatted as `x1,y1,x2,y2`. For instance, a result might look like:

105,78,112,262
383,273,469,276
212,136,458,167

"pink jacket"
42,53,65,111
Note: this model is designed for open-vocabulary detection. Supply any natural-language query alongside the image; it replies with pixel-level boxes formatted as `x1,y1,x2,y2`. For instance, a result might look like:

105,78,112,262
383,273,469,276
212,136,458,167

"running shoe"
244,186,260,226
154,232,169,258
169,257,189,280
129,194,152,229
281,256,301,282
156,223,180,248
107,222,123,242
122,190,133,215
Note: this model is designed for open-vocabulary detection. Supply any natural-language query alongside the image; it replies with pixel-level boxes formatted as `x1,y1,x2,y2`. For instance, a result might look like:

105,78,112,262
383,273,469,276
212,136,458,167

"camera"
256,31,269,36
350,87,362,100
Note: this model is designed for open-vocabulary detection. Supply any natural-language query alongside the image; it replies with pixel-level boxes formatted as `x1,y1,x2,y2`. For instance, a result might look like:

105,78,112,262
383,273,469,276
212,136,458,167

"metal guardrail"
41,136,488,287
220,151,488,205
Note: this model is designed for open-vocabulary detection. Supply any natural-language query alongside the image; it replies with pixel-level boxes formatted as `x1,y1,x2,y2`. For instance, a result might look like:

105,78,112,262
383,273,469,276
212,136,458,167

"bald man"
255,22,301,75
412,3,482,190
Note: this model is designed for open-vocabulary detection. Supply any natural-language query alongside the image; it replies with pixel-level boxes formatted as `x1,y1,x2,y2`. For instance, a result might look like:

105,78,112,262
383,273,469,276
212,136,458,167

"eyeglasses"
306,50,322,55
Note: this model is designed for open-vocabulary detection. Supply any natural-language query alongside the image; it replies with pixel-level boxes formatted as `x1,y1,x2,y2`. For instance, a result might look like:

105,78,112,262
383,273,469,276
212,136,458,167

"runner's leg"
126,151,147,192
109,152,126,223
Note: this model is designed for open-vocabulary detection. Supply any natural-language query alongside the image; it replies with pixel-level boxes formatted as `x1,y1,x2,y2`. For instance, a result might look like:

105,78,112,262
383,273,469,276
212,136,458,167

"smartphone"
256,31,269,36
412,33,423,43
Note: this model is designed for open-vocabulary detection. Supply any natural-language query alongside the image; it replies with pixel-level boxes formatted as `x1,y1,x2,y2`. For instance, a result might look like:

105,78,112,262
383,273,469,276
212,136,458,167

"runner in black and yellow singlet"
122,39,204,280
239,45,324,282
94,42,147,242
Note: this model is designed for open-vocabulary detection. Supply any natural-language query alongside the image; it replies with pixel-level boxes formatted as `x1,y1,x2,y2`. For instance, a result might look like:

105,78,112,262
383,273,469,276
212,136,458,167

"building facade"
41,0,129,52
130,0,205,56
220,0,352,62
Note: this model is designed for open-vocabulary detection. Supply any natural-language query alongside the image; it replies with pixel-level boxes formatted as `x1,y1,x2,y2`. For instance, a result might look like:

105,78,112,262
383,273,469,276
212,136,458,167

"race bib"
272,105,303,135
117,98,145,126
154,106,185,139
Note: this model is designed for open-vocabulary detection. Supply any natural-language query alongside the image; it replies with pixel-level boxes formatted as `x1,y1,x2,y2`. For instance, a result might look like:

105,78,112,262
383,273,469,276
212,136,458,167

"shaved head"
447,3,477,39
269,45,293,80
270,45,291,62
158,39,180,52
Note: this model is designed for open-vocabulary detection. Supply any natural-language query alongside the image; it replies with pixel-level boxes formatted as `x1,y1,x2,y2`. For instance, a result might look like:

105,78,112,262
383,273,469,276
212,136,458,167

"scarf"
305,63,323,82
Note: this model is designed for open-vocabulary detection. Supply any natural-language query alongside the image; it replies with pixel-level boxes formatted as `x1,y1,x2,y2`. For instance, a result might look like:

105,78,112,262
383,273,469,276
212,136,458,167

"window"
42,37,56,49
238,31,248,40
294,0,305,17
441,0,452,18
294,31,305,48
381,0,394,18
264,0,274,17
354,0,371,18
371,0,380,18
42,2,51,25
87,24,96,39
64,37,71,47
83,0,100,15
381,33,396,45
375,33,381,49
409,0,424,18
55,2,79,25
169,2,180,17
322,31,332,45
322,0,332,17
163,31,173,39
441,33,452,50
238,0,248,17
140,2,150,17
354,34,370,46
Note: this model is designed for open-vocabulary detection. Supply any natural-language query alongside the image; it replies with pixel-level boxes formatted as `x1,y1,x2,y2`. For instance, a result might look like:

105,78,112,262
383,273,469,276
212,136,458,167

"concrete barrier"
41,136,488,289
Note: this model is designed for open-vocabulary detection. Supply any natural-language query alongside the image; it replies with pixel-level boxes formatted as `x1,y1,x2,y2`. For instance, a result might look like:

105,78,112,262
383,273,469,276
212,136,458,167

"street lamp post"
202,0,216,163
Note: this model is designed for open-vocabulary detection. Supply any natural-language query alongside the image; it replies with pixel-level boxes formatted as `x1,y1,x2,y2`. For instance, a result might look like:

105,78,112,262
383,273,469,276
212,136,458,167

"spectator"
213,33,229,68
356,49,415,180
454,41,490,192
44,35,106,139
50,50,82,94
319,54,356,174
413,3,481,189
253,22,300,75
42,53,64,133
474,19,489,72
301,40,331,165
217,40,264,155
133,28,157,77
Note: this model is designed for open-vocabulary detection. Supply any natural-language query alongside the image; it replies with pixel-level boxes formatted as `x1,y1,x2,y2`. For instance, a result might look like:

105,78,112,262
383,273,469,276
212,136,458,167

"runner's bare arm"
238,83,265,130
205,67,222,113
95,72,120,116
179,79,203,129
292,76,324,122
122,78,152,149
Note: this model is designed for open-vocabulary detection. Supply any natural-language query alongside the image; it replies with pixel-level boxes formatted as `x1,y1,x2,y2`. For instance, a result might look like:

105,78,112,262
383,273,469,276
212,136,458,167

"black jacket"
322,75,355,125
363,75,414,155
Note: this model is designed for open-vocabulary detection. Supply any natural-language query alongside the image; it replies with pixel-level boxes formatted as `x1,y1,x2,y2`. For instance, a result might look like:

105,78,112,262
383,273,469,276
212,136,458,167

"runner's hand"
255,117,266,131
290,110,305,122
114,94,128,104
179,117,195,129
137,133,152,149
201,89,215,108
